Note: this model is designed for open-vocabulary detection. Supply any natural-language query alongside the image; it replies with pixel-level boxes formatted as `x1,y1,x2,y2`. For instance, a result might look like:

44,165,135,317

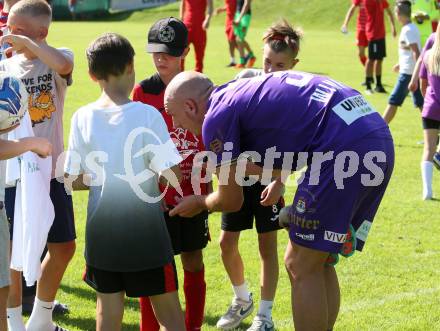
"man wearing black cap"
133,17,211,331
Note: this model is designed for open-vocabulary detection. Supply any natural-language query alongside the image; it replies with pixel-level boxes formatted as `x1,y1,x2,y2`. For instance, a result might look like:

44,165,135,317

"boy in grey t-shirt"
64,33,185,331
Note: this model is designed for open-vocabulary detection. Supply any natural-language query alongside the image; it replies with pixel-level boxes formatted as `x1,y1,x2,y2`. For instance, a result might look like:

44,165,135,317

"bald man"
165,71,394,331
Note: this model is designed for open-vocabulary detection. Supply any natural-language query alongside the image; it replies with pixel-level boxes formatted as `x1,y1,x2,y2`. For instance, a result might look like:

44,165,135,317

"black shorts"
422,117,440,130
368,38,386,60
83,261,178,298
165,211,209,255
6,179,76,243
221,182,284,233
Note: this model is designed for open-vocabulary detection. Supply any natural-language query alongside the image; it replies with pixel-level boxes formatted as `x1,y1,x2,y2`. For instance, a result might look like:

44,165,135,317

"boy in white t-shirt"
64,33,185,331
0,130,52,331
383,1,424,124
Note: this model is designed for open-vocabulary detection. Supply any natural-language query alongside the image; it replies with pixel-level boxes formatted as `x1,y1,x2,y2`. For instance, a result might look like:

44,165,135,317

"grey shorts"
0,202,10,288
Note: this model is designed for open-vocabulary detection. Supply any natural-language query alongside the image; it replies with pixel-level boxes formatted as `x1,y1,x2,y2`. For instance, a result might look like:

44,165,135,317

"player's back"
207,71,390,168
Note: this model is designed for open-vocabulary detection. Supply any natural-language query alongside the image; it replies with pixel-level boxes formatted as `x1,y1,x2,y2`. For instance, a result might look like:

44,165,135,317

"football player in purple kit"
164,70,395,331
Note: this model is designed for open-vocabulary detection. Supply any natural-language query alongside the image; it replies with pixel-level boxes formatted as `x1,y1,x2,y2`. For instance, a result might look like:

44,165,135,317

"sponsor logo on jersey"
295,233,315,241
324,231,347,243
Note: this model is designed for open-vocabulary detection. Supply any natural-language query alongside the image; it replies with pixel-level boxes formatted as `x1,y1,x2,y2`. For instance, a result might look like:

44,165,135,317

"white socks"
233,283,251,301
6,306,26,331
257,300,274,319
26,298,55,331
421,161,433,200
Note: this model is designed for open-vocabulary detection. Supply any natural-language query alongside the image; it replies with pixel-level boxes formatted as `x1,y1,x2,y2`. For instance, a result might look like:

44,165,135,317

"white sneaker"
216,295,254,330
247,314,274,331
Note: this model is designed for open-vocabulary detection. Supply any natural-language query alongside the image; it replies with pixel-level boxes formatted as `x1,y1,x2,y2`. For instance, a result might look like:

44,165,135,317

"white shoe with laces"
216,294,254,330
246,314,275,331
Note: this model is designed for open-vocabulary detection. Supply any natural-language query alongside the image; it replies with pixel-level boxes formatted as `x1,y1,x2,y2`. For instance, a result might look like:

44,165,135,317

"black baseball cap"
147,17,188,57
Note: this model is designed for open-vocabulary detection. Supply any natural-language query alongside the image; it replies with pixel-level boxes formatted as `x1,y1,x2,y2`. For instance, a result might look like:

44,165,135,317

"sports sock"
421,161,434,199
139,297,160,331
7,306,26,331
366,76,373,89
360,55,367,66
26,298,55,331
248,51,255,58
184,267,206,331
230,57,236,64
257,300,273,318
376,75,383,87
240,57,246,65
233,282,250,301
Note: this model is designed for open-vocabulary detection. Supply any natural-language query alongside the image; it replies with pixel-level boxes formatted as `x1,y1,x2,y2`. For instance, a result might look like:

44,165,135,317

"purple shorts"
289,132,394,253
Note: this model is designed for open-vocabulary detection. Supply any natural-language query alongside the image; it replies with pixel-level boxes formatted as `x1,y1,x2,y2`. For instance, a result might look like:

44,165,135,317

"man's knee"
284,246,326,282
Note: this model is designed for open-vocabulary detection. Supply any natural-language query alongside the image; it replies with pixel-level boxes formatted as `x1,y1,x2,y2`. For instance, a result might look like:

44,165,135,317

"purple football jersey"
203,71,389,168
421,33,435,59
419,33,435,80
420,60,440,121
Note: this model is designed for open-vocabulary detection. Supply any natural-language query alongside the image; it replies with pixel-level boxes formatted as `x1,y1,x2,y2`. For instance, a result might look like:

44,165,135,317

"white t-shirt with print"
0,48,74,177
64,101,182,272
399,22,421,75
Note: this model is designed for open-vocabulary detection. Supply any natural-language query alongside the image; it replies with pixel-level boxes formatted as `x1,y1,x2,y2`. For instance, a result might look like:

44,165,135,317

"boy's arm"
203,0,214,30
420,78,428,97
159,164,182,189
0,136,52,160
385,7,397,38
0,34,73,76
169,163,244,217
215,6,227,15
235,0,251,24
409,56,423,91
63,173,90,191
341,4,357,33
180,0,186,20
410,43,421,62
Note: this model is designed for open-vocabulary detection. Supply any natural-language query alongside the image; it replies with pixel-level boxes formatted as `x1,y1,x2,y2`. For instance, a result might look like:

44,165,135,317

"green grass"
41,1,440,330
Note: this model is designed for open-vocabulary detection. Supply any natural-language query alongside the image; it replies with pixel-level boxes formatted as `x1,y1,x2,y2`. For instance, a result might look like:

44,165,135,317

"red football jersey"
132,74,208,207
183,0,207,29
364,0,389,41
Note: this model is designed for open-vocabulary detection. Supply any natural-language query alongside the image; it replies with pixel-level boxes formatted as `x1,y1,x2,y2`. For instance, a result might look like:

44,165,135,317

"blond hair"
10,0,52,22
428,25,440,76
263,19,303,58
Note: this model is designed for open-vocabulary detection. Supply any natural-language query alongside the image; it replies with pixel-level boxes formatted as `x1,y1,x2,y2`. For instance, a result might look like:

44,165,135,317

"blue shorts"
6,179,76,243
288,131,395,253
389,73,424,108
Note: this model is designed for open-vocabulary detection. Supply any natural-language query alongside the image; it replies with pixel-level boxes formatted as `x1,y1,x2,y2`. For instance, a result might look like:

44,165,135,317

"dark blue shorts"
6,179,76,243
389,73,424,108
288,131,395,254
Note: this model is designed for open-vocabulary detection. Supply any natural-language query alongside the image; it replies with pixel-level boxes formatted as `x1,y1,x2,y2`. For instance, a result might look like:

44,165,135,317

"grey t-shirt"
65,101,182,272
0,48,74,178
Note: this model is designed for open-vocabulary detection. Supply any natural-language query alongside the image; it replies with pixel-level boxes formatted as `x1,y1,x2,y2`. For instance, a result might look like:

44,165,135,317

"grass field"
39,1,440,330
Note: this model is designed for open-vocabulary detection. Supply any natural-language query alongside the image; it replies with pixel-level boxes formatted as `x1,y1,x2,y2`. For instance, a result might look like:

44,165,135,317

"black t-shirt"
237,0,251,14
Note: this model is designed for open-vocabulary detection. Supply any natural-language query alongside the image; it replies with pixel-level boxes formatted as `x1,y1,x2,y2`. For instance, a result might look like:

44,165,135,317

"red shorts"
225,20,235,41
356,29,368,47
